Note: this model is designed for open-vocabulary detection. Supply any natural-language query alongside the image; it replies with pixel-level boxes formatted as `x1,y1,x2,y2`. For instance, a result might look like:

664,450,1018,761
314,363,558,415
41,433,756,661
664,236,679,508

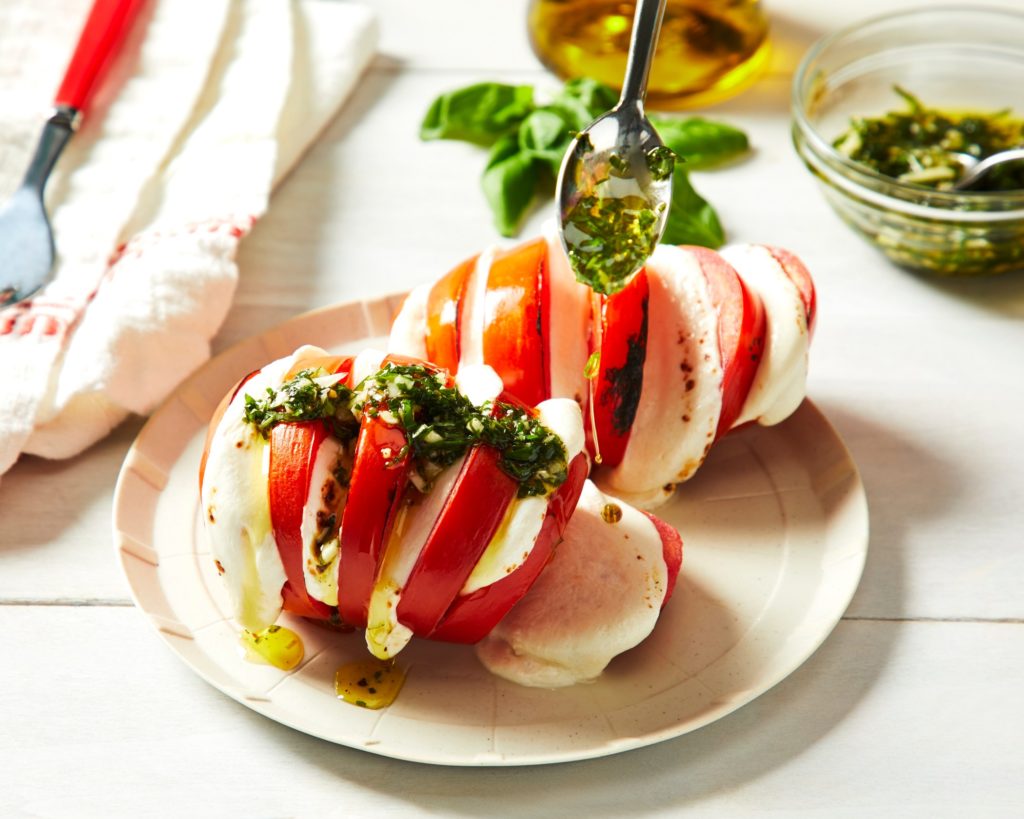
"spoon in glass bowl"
951,148,1024,191
555,0,673,296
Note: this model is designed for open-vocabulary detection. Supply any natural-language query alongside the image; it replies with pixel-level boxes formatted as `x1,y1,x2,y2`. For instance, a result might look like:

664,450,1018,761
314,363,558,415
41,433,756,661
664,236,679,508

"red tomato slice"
425,255,476,373
395,441,519,636
482,238,550,407
763,245,816,337
428,452,590,644
690,246,766,439
336,417,410,628
587,268,649,468
268,420,336,620
640,511,683,608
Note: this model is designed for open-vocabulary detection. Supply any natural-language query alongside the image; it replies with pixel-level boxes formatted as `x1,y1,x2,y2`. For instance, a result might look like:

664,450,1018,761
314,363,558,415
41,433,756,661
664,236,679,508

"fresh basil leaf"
482,152,541,237
420,83,535,146
517,109,571,173
519,109,568,152
485,131,521,170
650,116,749,169
661,170,725,248
542,77,619,133
556,77,619,119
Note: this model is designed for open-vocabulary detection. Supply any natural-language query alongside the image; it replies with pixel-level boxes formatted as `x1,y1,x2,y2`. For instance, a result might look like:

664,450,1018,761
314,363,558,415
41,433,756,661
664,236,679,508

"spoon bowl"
556,0,671,295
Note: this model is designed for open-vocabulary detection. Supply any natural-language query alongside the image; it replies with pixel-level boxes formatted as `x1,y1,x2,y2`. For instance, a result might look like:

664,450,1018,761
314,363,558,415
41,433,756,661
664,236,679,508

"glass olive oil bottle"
527,0,770,109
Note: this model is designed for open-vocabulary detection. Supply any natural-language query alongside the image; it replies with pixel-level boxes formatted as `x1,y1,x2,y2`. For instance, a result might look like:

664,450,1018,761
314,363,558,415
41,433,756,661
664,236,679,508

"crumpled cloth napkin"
0,0,377,478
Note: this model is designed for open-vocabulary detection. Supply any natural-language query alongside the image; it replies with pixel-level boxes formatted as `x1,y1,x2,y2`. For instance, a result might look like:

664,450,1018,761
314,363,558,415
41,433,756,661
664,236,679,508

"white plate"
113,293,869,767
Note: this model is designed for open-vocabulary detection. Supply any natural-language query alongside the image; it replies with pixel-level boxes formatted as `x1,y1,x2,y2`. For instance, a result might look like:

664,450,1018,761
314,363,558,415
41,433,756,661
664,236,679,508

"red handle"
54,0,146,114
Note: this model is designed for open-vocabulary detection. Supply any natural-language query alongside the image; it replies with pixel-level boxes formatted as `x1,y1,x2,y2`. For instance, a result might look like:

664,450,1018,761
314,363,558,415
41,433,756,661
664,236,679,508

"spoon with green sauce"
555,0,674,296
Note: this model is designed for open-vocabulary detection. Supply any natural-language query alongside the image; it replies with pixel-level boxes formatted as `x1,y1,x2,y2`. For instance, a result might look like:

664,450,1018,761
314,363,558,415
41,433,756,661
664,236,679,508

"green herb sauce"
244,363,568,499
562,141,675,295
834,86,1024,190
243,369,357,442
564,193,666,295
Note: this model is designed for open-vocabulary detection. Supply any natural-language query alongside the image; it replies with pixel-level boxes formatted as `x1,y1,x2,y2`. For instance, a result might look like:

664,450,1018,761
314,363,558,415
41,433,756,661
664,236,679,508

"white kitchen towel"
0,0,377,477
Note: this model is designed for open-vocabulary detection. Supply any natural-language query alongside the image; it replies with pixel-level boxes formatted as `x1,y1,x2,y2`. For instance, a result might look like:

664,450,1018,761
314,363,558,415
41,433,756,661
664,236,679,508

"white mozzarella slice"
543,221,593,407
201,347,330,631
455,364,503,407
475,481,668,688
458,246,500,368
720,244,810,427
387,283,430,360
365,455,467,660
350,348,387,386
536,397,586,463
598,245,723,508
461,398,584,594
298,436,348,606
461,496,548,595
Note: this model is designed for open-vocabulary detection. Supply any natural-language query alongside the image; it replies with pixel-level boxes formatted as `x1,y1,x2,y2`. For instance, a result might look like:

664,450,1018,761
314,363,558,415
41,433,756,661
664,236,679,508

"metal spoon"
0,0,145,308
951,148,1024,191
556,0,671,295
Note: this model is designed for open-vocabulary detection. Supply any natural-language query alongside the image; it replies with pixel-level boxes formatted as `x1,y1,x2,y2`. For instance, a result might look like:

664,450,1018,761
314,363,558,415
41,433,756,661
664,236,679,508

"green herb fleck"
584,351,601,380
645,146,677,182
608,152,631,176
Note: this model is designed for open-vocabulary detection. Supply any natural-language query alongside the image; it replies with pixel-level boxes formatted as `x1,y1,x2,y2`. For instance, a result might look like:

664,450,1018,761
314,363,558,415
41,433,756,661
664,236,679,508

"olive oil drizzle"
240,625,305,671
334,658,406,709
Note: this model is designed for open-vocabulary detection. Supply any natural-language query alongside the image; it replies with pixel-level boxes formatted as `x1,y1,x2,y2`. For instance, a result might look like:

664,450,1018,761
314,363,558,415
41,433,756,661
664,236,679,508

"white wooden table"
3,1,1023,815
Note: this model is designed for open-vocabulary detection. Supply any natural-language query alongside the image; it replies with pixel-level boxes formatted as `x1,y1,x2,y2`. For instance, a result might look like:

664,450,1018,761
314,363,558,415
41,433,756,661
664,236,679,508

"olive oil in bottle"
527,0,770,109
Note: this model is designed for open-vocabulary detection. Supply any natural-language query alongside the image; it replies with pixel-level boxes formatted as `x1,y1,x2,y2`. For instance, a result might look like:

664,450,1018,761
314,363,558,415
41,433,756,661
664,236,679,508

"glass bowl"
792,6,1024,277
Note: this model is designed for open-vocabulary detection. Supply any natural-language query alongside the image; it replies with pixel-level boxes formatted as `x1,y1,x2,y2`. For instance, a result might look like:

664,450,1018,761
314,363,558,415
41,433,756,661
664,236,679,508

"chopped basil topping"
243,369,357,442
354,364,567,498
244,362,567,498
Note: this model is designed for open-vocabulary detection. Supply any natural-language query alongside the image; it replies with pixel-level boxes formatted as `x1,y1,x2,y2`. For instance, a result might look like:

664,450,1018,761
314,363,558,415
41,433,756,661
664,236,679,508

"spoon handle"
618,0,668,106
53,0,146,118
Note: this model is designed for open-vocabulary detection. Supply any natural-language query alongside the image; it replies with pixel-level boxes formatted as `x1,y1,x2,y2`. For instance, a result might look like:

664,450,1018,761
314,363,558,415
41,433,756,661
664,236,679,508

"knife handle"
54,0,146,117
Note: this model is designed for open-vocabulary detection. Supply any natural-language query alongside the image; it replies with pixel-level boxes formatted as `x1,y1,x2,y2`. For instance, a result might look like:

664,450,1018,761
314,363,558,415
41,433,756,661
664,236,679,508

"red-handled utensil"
0,0,146,308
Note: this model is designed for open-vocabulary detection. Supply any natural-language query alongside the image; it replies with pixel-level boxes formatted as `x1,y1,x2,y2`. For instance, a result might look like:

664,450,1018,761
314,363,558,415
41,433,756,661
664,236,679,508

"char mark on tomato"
602,311,647,434
590,269,649,467
268,420,336,620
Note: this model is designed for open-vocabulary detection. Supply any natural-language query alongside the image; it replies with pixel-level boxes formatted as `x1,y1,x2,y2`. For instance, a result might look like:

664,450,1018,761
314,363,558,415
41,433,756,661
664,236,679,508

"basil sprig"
420,78,748,245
